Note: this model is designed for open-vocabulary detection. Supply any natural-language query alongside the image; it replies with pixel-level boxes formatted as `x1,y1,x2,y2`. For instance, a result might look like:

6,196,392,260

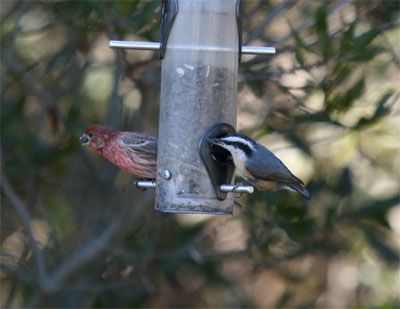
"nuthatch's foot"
234,199,244,209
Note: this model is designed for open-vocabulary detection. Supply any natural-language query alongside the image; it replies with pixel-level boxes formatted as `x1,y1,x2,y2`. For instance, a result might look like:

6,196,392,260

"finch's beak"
80,133,90,145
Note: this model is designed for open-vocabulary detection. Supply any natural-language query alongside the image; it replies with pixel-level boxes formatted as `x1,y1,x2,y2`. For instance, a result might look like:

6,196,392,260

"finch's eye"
88,133,94,138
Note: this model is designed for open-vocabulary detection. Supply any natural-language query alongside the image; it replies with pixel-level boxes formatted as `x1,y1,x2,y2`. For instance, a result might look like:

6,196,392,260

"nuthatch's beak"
207,137,232,162
80,133,90,145
207,137,221,145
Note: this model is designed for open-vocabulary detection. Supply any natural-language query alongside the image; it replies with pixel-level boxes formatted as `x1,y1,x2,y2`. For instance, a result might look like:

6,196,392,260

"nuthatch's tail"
286,183,311,200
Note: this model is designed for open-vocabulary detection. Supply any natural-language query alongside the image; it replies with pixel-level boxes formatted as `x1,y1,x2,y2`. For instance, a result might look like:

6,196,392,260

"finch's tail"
286,183,311,200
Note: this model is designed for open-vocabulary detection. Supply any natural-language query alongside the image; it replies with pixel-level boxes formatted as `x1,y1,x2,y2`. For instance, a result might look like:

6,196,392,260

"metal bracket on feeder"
236,0,243,62
160,0,178,59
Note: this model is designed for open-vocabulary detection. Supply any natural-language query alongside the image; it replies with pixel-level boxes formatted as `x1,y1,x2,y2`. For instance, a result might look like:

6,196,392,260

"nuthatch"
208,134,311,199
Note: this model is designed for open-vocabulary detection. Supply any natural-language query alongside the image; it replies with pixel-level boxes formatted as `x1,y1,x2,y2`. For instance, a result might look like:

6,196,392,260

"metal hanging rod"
109,40,276,55
134,180,254,194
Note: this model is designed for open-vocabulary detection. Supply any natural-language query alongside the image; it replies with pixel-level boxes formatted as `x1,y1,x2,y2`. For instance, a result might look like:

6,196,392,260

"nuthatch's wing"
120,133,157,155
245,147,304,185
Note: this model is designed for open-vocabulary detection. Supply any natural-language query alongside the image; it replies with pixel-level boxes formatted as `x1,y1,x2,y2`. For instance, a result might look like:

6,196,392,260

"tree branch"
1,173,48,286
1,51,55,107
42,190,153,293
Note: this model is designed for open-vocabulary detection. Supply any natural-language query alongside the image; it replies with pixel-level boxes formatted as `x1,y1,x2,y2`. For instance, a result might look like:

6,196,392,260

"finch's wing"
246,153,304,185
121,134,157,155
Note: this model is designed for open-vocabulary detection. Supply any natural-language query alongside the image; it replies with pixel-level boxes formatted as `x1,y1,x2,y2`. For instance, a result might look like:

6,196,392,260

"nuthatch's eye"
88,132,94,138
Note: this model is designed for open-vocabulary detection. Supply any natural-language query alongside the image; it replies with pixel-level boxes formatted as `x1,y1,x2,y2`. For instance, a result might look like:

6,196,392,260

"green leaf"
290,23,314,54
346,77,365,102
65,98,83,129
337,167,352,196
287,134,312,156
118,0,139,15
339,22,357,55
332,63,353,85
247,80,265,98
290,23,314,67
365,230,400,264
337,22,382,63
295,48,305,67
354,27,380,48
355,92,393,129
344,46,384,62
315,6,331,62
326,77,365,113
47,44,75,71
352,195,398,224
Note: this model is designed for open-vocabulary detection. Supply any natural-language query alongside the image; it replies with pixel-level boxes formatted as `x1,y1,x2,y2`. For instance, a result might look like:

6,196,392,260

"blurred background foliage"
1,0,399,308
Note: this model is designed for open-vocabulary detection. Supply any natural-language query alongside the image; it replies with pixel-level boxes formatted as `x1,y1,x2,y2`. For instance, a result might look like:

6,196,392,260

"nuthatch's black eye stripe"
225,141,252,156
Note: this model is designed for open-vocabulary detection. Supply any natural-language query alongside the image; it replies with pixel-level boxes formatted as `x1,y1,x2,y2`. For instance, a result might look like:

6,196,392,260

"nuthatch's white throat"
209,134,311,199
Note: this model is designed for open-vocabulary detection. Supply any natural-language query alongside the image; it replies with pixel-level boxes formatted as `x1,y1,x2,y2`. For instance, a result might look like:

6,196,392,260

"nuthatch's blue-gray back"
209,134,311,199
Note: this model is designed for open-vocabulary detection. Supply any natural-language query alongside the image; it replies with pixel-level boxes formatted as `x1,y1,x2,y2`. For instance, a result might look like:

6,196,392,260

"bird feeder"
110,0,275,214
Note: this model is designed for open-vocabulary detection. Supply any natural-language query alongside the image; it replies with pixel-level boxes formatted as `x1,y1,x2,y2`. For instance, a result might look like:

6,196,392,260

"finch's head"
80,125,117,150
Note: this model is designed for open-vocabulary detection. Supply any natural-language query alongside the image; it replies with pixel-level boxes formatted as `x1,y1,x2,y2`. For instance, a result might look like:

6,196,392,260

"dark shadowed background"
1,1,399,308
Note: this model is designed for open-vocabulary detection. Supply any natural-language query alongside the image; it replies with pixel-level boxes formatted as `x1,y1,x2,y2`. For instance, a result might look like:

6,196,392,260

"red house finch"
80,125,157,179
